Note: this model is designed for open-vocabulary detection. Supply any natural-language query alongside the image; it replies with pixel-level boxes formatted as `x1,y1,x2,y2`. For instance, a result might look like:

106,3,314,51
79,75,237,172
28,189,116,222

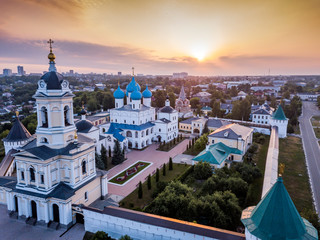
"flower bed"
109,161,150,185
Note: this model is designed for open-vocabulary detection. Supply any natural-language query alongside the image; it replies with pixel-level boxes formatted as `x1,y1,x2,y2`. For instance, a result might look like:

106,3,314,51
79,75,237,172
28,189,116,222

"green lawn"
109,161,150,185
312,116,320,127
278,136,314,213
314,127,320,139
245,136,270,207
293,125,301,135
120,163,190,210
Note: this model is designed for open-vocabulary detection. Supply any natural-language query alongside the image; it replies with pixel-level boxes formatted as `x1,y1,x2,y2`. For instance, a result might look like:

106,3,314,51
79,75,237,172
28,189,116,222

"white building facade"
104,74,178,149
0,45,108,229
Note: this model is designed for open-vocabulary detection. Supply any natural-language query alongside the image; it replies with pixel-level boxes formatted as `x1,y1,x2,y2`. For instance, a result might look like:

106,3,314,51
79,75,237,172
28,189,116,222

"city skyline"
1,0,320,75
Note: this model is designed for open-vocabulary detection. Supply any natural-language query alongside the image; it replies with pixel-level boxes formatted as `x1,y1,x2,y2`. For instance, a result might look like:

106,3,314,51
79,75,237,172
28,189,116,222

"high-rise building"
69,70,74,75
17,66,24,76
3,69,12,76
118,71,122,76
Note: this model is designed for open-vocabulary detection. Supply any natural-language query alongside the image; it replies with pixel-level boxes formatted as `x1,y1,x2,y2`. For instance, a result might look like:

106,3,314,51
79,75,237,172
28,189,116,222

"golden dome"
48,52,56,62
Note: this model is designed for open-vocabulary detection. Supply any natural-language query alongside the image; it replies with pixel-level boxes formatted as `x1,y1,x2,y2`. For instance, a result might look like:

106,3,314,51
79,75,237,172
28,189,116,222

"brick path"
107,139,189,197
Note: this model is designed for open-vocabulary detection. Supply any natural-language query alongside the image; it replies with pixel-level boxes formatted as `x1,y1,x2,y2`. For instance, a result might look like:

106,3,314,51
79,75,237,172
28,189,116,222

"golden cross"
47,39,54,52
132,67,135,76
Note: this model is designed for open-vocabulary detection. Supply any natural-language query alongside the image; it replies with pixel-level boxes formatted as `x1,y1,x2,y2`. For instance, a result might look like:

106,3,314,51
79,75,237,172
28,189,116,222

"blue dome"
113,85,125,99
142,85,152,98
126,77,141,93
131,89,142,100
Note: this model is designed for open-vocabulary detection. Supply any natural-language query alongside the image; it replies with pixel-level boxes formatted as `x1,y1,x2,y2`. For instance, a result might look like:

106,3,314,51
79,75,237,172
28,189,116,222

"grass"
278,136,314,213
109,161,150,185
119,163,189,210
245,136,270,207
312,116,320,127
314,127,320,139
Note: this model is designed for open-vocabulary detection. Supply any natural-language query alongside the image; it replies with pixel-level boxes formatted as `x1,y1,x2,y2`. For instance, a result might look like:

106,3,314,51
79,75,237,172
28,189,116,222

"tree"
108,146,112,157
163,163,166,176
230,86,238,97
90,231,113,240
152,90,167,108
156,168,160,182
102,92,115,110
202,122,209,134
87,98,99,111
193,133,209,152
138,181,143,199
168,92,176,108
100,145,107,169
194,161,212,180
95,152,105,170
231,98,251,121
112,140,124,165
147,174,152,190
119,235,133,240
169,157,173,170
190,97,200,109
283,91,290,99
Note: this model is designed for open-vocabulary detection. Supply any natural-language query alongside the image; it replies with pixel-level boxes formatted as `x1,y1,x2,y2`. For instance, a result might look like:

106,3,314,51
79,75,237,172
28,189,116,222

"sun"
191,46,207,61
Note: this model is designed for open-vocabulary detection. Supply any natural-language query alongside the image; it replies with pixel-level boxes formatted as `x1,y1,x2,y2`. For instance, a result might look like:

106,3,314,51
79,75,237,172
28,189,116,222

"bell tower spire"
47,38,57,72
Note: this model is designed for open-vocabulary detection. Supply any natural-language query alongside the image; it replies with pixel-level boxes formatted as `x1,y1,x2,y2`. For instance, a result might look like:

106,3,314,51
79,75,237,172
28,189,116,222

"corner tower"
34,39,77,148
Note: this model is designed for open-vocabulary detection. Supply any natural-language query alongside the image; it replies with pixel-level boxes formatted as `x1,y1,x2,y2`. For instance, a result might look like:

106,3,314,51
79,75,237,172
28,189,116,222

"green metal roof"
241,177,318,240
272,105,287,120
192,142,242,165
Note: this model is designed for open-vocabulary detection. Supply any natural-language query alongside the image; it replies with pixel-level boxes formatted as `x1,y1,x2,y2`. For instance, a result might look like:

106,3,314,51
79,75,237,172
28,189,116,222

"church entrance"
53,204,60,222
31,200,37,219
14,196,18,212
76,213,84,224
157,135,161,142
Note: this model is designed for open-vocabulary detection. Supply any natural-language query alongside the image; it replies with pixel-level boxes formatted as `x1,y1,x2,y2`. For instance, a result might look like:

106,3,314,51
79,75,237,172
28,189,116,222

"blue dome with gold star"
126,77,141,93
113,85,125,99
142,85,152,98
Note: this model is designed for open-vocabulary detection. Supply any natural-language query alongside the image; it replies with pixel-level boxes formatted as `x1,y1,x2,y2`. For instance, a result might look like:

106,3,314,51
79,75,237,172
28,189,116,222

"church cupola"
142,84,152,107
126,67,141,103
3,111,32,154
131,87,142,110
114,84,125,108
165,95,170,106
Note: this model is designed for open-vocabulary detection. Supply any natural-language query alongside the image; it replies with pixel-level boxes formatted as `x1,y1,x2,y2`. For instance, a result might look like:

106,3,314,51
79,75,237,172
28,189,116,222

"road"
299,101,320,215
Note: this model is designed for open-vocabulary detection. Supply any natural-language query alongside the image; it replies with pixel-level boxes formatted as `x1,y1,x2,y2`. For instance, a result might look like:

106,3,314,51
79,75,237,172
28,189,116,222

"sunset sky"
0,0,320,75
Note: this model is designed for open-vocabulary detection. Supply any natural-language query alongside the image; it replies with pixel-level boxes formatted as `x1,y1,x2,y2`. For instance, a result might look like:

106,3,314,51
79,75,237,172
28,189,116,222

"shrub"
138,181,143,199
147,174,152,190
247,143,258,154
169,157,173,170
156,168,160,182
163,163,166,176
176,165,194,182
287,124,294,134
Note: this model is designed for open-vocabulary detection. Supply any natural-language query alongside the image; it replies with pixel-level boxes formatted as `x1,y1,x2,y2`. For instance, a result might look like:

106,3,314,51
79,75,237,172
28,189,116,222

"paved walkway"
0,205,85,240
300,101,320,215
107,139,189,198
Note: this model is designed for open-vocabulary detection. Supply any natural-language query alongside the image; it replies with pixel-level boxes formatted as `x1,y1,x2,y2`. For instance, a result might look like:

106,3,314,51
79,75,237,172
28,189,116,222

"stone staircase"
9,211,18,219
47,221,60,230
26,217,37,226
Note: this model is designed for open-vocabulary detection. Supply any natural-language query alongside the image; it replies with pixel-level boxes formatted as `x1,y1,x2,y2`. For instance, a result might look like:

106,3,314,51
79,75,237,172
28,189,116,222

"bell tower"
34,39,77,148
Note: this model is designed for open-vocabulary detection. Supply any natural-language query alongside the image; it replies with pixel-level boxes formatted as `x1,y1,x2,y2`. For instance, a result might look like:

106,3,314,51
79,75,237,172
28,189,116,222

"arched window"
41,107,48,127
29,167,35,182
141,131,144,137
135,131,138,138
126,131,132,137
64,106,71,126
146,129,149,136
40,137,48,143
82,161,86,174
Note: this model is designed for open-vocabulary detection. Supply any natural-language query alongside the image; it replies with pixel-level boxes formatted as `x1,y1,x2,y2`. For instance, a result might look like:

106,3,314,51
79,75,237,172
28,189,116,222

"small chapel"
0,40,108,228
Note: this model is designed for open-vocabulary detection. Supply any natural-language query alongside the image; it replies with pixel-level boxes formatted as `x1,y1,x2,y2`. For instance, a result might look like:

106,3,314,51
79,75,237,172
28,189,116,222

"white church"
104,70,179,150
0,41,108,228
